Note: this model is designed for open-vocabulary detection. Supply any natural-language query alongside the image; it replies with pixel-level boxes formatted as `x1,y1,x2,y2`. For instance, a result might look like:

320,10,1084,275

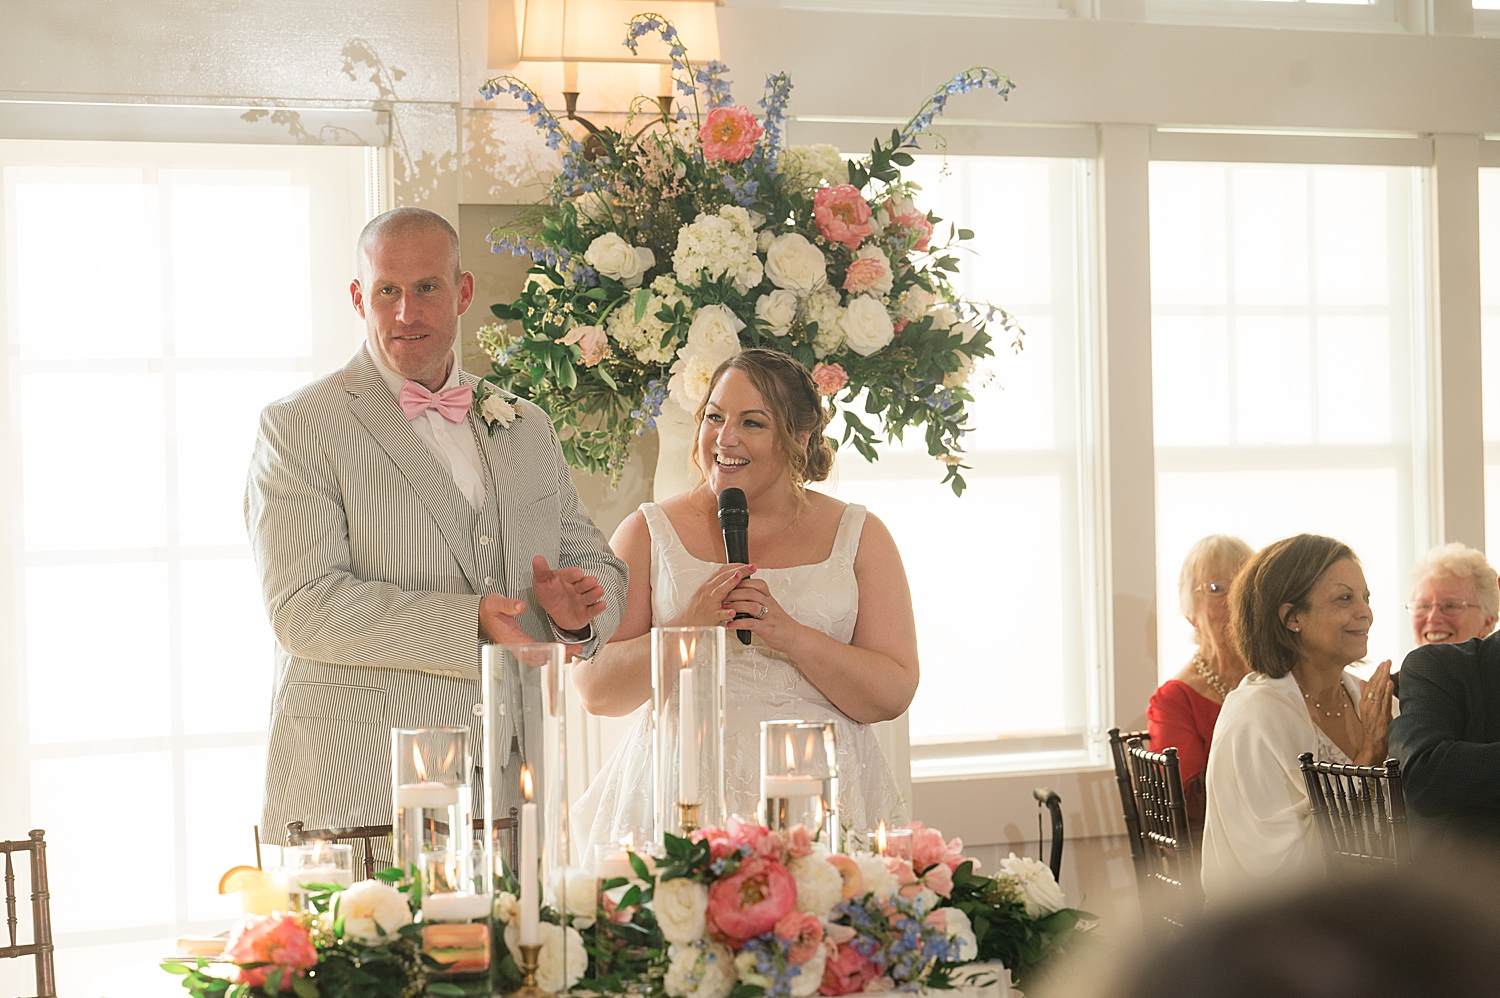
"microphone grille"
717,487,747,513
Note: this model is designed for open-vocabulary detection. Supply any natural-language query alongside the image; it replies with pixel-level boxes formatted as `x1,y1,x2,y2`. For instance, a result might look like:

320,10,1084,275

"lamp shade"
521,0,720,64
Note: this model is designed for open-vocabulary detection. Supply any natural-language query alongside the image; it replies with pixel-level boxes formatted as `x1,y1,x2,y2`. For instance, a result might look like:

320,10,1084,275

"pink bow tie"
399,380,473,423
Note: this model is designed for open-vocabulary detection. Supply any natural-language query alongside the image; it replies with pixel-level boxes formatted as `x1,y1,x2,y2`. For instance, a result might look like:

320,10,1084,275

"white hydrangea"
806,286,845,358
853,854,899,901
604,274,686,365
674,205,764,294
664,940,738,998
788,851,843,918
780,144,848,190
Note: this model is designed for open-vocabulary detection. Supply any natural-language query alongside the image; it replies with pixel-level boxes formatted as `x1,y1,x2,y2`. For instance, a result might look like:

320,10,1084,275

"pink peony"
922,862,954,898
706,855,797,946
786,824,814,859
820,942,880,995
814,186,874,250
842,256,891,295
885,200,933,252
699,106,764,163
226,912,318,992
883,857,922,900
560,322,608,367
692,825,735,863
775,910,825,964
728,816,783,861
810,362,849,397
909,821,966,874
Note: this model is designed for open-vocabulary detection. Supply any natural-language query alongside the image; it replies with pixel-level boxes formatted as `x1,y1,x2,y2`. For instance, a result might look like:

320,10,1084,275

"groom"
245,207,626,847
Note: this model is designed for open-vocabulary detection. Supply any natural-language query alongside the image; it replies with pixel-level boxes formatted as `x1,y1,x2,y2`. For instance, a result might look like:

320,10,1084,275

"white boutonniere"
474,383,521,430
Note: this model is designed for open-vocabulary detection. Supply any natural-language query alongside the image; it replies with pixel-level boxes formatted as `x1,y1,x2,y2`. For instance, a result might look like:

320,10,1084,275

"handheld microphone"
717,488,752,646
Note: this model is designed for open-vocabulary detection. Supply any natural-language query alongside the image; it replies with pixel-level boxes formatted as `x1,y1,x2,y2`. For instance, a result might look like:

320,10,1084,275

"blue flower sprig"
630,379,669,434
757,72,794,171
477,74,600,195
899,67,1016,147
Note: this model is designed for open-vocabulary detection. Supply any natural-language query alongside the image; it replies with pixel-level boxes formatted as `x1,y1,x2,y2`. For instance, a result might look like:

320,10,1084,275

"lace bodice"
571,501,904,857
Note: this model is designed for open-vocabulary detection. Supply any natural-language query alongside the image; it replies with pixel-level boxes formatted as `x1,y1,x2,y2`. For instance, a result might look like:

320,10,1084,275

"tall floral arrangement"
479,15,1019,494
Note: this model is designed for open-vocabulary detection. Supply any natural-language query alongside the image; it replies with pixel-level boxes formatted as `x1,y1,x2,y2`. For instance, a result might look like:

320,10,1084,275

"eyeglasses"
1196,581,1232,599
1406,600,1481,617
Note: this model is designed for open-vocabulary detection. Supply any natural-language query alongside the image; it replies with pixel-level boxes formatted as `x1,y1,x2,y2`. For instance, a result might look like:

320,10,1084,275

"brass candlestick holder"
677,802,702,835
512,942,554,998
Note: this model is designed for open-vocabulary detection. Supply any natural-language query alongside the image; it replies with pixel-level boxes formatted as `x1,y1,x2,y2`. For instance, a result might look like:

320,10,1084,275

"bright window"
823,155,1101,778
0,140,365,996
1150,161,1427,683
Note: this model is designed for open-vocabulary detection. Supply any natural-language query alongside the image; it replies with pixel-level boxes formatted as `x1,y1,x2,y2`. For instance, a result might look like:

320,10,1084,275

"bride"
571,348,918,854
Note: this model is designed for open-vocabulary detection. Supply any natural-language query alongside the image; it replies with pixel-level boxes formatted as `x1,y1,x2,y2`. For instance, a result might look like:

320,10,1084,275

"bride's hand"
724,576,805,653
666,564,753,629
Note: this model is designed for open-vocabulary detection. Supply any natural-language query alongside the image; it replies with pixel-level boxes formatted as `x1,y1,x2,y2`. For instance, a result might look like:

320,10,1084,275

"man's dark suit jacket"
1389,632,1500,842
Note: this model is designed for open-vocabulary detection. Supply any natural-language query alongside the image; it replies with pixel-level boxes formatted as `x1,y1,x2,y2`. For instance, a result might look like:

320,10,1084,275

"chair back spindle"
0,830,56,998
1108,728,1150,886
1298,754,1408,871
1125,739,1201,939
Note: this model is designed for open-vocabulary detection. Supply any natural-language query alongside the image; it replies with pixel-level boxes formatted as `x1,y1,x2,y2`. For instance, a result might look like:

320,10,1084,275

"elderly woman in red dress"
1147,535,1253,837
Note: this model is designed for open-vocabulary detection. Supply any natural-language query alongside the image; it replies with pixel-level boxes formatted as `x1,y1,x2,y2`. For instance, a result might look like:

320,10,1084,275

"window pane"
1152,162,1422,682
181,558,275,735
1479,169,1500,558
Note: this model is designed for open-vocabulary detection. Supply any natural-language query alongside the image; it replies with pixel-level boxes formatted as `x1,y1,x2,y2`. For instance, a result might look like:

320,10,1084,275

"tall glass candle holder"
392,727,473,880
760,719,839,852
652,626,727,839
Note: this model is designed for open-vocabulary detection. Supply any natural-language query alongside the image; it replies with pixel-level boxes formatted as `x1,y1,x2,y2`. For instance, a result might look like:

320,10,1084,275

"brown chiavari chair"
1,830,55,998
287,810,521,879
1298,753,1409,872
1108,728,1150,886
1125,738,1202,940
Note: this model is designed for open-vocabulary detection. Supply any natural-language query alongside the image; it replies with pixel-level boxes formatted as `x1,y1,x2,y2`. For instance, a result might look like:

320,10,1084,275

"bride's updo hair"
694,348,834,489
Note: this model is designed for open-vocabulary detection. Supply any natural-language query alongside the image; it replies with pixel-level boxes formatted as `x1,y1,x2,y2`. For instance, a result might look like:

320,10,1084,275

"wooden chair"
1107,728,1150,886
1298,754,1410,872
287,810,521,880
1,830,55,998
1032,787,1064,882
1125,738,1202,939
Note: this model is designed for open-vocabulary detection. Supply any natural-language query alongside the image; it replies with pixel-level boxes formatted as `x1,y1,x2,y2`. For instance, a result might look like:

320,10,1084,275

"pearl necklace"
1299,681,1348,720
1192,652,1231,699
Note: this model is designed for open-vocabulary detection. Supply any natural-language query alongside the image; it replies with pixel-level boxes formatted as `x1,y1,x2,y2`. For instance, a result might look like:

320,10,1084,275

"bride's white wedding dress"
572,500,905,857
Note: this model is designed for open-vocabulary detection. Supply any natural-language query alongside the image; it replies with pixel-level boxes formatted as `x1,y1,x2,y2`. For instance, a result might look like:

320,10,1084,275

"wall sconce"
516,0,721,133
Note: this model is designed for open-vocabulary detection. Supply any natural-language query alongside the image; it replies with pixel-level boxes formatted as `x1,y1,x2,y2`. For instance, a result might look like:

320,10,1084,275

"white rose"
853,855,898,901
576,190,617,226
653,876,709,944
754,289,799,336
664,941,738,998
764,233,829,293
686,304,745,358
789,852,843,919
895,285,935,321
943,353,974,388
790,942,829,997
333,880,412,945
998,853,1067,918
551,865,598,928
585,232,655,289
758,229,777,254
953,320,978,343
480,391,518,427
840,295,895,356
930,305,959,330
504,921,587,993
941,906,979,962
494,891,519,926
668,351,726,413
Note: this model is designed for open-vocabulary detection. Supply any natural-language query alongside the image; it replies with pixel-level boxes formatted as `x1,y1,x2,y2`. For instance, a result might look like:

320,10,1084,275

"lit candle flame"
621,832,634,851
440,742,456,772
876,819,888,856
679,635,696,664
785,734,798,774
412,742,428,782
521,764,534,801
312,839,331,864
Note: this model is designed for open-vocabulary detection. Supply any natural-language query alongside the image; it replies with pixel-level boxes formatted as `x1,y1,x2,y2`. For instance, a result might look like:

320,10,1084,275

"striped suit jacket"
245,344,626,843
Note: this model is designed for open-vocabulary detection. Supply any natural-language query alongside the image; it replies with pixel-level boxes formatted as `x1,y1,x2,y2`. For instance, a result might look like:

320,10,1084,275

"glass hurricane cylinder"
392,727,473,880
419,846,491,982
652,626,727,839
760,719,839,852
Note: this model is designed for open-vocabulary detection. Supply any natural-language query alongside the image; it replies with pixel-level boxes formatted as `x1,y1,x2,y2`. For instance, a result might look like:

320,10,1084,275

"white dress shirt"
371,350,487,512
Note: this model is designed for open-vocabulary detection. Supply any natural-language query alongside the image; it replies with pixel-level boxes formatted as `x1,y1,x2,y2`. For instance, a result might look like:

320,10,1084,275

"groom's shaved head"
356,207,462,281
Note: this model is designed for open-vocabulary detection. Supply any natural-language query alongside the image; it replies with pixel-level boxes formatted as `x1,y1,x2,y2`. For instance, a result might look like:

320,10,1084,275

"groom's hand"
479,594,532,645
532,555,607,633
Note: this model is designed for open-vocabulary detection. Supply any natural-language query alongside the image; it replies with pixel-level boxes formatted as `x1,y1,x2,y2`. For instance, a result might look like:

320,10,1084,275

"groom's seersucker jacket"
245,344,626,845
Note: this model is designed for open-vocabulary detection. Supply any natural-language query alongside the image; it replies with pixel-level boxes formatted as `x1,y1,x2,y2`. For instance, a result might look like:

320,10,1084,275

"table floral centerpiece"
478,15,1020,495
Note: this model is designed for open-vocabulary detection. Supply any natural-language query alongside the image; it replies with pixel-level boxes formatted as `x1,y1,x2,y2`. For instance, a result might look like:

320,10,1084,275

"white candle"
594,851,637,882
520,766,539,946
395,782,458,808
679,667,697,804
422,891,492,921
761,774,821,798
294,866,353,888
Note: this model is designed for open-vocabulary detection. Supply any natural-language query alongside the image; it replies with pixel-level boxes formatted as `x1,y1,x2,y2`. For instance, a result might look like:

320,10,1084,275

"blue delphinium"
900,67,1016,147
631,379,669,434
757,72,794,171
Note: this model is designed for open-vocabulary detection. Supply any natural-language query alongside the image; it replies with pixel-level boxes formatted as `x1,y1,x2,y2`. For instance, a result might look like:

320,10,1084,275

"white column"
1098,124,1160,727
1432,134,1487,552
